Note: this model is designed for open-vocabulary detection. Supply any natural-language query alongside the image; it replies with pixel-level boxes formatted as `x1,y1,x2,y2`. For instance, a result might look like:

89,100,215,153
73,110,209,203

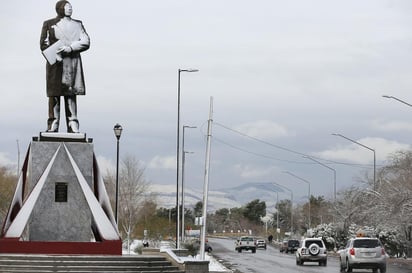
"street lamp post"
113,123,123,224
303,156,336,203
176,68,198,248
332,133,376,190
181,150,193,243
276,191,279,240
382,95,412,107
283,171,311,229
181,125,196,243
273,182,293,236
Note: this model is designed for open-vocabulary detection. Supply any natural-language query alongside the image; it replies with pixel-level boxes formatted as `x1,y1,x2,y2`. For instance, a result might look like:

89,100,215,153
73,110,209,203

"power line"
213,137,310,164
213,121,375,169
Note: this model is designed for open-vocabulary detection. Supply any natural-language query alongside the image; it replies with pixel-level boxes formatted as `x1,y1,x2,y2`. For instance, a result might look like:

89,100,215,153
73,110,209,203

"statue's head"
55,0,72,18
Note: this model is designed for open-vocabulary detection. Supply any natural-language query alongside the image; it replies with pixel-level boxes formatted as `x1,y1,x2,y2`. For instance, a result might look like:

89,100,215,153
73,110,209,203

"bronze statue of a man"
40,0,90,133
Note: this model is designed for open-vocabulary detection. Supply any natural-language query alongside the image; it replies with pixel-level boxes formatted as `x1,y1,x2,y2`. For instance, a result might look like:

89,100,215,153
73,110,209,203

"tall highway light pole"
283,171,311,229
181,150,193,243
382,95,412,107
181,125,196,243
303,156,336,203
276,191,279,239
176,68,198,248
332,133,376,191
272,182,293,235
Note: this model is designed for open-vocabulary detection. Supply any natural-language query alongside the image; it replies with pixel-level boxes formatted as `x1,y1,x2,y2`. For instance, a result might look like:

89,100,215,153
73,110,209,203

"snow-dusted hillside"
146,182,284,212
147,184,241,211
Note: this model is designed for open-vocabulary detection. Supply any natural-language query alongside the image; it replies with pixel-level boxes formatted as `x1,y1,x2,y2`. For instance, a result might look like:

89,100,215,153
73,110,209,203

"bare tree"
104,155,149,250
0,166,17,228
334,186,365,231
119,156,149,246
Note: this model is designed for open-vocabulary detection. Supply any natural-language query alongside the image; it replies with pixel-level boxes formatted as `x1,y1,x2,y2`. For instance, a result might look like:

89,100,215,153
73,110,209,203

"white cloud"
372,119,412,132
234,120,291,139
148,155,176,170
317,137,411,164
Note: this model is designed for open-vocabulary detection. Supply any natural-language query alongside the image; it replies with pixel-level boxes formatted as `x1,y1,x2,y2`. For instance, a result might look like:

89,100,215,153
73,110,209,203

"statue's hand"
57,46,73,54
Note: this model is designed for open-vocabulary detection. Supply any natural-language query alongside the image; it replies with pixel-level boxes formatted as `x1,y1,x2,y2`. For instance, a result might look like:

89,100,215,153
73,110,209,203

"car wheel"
252,248,256,253
380,265,386,273
238,248,242,253
339,259,345,272
308,243,320,256
345,259,352,272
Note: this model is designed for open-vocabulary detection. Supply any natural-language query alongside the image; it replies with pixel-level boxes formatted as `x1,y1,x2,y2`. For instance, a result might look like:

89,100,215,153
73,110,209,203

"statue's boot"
65,95,79,133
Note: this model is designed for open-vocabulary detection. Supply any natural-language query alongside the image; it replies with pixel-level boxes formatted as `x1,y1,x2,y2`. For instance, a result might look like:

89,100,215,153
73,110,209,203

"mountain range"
147,182,286,212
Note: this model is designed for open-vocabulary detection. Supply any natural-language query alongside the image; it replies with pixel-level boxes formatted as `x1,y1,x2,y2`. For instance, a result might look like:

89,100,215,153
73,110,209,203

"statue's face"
64,3,72,17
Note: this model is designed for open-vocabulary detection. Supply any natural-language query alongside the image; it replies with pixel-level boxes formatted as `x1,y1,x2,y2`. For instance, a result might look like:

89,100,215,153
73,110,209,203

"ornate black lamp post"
114,123,123,224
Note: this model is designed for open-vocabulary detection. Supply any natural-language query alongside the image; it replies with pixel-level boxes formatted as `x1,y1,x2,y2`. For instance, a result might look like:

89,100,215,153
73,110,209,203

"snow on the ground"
122,240,230,272
206,254,231,272
179,253,229,272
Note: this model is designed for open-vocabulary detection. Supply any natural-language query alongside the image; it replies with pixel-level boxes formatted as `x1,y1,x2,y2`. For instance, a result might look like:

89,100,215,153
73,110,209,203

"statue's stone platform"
0,133,121,255
36,132,91,143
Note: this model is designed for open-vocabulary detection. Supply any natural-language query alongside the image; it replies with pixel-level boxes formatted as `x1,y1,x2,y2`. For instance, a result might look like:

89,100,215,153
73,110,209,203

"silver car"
339,237,387,273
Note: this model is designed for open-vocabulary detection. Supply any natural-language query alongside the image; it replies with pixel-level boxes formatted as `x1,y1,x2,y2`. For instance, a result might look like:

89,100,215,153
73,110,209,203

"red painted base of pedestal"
0,238,122,255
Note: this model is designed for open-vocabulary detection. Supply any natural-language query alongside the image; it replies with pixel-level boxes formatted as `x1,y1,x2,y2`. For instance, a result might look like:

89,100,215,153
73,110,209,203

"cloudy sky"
1,0,412,202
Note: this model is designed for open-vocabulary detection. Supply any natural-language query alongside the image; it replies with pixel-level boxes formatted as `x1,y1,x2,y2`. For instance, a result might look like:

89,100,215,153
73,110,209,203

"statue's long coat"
40,17,90,97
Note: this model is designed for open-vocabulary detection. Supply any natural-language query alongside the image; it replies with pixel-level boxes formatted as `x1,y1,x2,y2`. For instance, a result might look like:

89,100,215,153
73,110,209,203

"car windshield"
241,237,254,242
353,239,380,248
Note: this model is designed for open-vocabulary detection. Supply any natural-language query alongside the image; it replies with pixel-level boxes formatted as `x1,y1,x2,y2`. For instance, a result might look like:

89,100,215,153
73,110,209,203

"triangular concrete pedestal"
0,134,121,255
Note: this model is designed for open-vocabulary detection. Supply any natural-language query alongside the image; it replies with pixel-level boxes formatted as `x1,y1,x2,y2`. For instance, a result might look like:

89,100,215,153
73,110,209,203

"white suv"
339,237,387,273
296,238,327,266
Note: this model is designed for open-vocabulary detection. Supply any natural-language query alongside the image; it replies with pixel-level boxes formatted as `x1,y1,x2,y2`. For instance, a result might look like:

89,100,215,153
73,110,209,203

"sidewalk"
388,257,412,271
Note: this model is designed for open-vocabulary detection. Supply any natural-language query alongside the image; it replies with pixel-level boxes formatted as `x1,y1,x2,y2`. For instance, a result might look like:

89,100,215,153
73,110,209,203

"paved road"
209,237,411,273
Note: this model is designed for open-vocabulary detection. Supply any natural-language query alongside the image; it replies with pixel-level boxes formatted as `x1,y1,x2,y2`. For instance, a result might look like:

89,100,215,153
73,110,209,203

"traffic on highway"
208,237,411,273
